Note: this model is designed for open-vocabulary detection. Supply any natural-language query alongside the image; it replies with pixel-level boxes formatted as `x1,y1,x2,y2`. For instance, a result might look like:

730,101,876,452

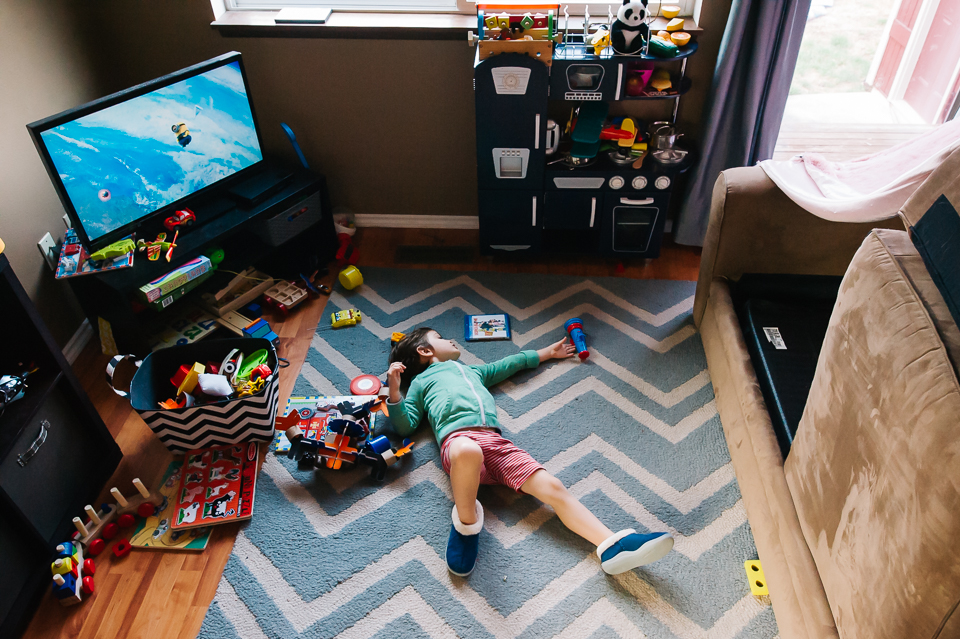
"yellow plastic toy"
339,265,364,290
331,309,362,328
744,560,769,596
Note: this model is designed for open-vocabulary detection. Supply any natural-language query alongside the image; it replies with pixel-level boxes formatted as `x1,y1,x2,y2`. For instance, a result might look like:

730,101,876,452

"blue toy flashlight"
564,317,589,360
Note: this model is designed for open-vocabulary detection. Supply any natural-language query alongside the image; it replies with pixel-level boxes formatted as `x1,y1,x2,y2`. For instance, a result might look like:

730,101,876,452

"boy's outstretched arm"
386,362,423,437
472,337,577,387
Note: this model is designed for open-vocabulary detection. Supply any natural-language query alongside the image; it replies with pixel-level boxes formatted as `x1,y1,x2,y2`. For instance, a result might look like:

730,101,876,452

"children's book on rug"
129,457,213,551
464,313,511,341
172,441,260,530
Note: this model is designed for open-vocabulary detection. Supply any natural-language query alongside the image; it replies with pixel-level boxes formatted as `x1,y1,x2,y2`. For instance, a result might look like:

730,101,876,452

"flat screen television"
27,52,264,252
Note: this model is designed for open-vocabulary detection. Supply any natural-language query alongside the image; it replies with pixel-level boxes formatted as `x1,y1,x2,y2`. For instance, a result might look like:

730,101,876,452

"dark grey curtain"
673,0,812,246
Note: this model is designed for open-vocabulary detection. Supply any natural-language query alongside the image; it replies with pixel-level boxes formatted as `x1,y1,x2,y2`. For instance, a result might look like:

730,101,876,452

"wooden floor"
22,228,700,639
772,123,933,162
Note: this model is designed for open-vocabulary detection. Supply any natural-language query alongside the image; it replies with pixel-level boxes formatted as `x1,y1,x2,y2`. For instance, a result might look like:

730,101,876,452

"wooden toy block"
51,557,74,576
533,13,547,28
112,539,132,558
484,14,499,28
391,331,406,343
110,478,163,518
520,12,534,28
744,560,769,597
496,13,510,29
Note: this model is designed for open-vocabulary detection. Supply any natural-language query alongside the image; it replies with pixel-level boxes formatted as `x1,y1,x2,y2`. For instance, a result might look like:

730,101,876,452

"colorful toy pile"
277,397,413,481
159,347,273,409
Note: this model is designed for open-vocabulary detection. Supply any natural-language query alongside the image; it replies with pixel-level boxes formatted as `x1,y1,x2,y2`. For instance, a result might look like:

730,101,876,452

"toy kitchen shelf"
474,28,697,258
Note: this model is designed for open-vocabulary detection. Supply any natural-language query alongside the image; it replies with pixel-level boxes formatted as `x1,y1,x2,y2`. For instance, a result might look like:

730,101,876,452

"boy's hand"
537,337,577,362
387,362,405,403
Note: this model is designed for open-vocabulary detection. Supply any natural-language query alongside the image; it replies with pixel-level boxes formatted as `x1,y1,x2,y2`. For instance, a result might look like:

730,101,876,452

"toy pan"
129,338,278,412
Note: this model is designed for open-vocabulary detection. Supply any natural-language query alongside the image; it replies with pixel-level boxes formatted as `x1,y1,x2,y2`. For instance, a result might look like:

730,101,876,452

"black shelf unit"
0,252,122,639
474,38,695,258
66,163,338,356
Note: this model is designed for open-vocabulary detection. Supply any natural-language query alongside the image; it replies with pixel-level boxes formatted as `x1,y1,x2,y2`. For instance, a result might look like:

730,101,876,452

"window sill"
211,10,700,39
211,10,477,39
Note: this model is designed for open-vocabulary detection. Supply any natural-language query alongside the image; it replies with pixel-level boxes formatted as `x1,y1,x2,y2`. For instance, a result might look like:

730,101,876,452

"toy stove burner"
557,154,598,168
607,150,636,166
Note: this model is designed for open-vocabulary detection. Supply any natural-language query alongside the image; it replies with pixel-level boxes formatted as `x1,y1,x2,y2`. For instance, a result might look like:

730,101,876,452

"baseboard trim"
63,318,93,364
354,214,480,229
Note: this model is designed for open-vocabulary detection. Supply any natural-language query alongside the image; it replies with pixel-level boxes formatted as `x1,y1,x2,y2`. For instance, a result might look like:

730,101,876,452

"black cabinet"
0,252,122,639
478,190,541,254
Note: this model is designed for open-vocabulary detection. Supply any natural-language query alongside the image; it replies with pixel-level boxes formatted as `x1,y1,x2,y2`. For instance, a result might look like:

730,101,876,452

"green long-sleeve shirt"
386,350,540,445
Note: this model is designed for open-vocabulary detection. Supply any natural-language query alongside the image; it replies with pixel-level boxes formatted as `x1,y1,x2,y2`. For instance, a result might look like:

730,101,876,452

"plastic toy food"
670,31,690,46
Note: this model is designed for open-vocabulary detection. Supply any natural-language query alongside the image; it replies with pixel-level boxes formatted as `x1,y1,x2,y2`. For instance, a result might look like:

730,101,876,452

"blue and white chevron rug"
198,268,779,639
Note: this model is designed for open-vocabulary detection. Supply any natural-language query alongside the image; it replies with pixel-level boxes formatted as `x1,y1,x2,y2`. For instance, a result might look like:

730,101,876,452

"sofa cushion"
784,230,960,639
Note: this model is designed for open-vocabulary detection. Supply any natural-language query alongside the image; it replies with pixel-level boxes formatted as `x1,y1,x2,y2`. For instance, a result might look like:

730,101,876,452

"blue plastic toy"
564,317,590,360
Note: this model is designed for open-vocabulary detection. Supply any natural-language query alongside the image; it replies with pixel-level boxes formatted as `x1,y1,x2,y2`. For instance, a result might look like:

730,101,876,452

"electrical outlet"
37,232,60,271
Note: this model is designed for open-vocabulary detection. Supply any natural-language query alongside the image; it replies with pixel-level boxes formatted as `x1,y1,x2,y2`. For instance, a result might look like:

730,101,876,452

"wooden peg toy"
110,478,163,518
71,502,118,550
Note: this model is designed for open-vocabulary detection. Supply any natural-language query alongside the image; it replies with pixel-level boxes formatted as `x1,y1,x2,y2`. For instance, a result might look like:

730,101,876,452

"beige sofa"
694,159,960,639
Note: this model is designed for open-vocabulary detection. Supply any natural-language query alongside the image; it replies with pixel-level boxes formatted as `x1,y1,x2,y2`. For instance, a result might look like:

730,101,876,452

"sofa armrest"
693,166,903,327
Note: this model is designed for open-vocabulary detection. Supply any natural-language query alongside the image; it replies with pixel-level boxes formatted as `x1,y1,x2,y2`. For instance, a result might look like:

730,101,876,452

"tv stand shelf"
67,163,336,355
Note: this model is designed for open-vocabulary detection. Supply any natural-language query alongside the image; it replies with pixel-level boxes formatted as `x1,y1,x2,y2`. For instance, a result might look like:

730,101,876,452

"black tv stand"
66,163,337,356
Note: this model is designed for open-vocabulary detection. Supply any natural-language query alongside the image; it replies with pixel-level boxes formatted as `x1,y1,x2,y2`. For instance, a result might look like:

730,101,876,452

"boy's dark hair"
389,327,435,389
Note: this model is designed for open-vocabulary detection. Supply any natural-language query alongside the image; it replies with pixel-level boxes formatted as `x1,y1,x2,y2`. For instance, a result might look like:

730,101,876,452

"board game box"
172,441,260,530
464,313,511,341
128,458,213,551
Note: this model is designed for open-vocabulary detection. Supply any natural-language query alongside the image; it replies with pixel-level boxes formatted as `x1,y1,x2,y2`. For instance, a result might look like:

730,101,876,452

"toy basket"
106,338,281,453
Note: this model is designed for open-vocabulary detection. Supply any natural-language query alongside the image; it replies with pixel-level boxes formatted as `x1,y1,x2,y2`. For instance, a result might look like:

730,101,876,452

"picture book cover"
129,458,213,551
172,441,260,530
273,395,385,454
464,314,511,341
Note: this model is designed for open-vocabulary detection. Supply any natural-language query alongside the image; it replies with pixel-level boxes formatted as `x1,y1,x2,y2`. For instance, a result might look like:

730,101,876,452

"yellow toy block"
51,557,74,576
497,13,510,29
744,560,769,596
391,332,407,343
177,362,204,396
484,14,499,29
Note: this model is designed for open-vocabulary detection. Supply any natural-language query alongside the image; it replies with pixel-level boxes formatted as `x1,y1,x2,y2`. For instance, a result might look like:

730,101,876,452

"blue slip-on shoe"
598,529,674,574
446,500,483,577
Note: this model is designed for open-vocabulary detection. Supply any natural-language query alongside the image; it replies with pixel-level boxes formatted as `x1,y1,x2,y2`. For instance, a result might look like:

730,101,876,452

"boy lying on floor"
386,327,674,577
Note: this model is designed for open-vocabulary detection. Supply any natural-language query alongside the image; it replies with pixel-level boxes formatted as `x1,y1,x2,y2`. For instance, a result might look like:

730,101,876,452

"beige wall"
0,0,98,345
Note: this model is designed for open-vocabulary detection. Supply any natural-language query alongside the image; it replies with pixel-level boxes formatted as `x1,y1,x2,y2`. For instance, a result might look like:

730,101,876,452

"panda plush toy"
610,0,650,55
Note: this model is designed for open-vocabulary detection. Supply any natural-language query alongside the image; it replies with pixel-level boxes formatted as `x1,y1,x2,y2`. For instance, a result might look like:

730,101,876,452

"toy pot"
338,265,364,290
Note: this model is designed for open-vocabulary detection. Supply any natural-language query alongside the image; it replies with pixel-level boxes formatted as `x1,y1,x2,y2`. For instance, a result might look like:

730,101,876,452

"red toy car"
164,208,196,232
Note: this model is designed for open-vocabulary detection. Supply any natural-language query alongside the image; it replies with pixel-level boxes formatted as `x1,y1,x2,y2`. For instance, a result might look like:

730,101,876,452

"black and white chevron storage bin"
108,338,281,453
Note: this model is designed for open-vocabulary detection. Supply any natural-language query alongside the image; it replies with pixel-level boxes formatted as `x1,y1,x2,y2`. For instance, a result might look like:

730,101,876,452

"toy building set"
275,395,413,481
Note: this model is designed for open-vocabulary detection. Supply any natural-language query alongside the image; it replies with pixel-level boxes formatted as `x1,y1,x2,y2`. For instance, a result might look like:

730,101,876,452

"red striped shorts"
440,429,544,493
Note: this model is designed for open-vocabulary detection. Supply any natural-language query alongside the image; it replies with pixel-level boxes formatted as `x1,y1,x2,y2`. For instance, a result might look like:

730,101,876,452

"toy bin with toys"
106,338,281,453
